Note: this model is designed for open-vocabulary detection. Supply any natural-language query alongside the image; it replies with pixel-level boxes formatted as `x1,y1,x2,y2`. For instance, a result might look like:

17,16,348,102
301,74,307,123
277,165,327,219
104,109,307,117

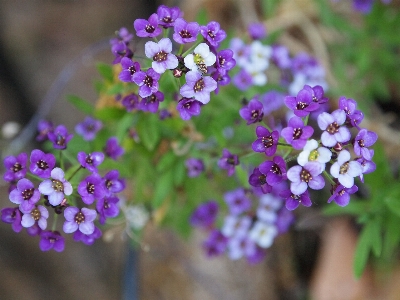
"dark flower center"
312,96,318,102
31,208,41,221
153,51,168,62
103,200,110,209
87,182,95,194
251,110,260,120
262,136,274,148
22,188,34,200
293,128,302,140
270,164,282,175
184,102,192,109
300,169,312,183
145,24,155,33
52,179,64,192
179,29,192,39
86,155,93,165
162,16,173,23
144,75,153,87
339,189,346,196
37,159,49,170
327,122,339,134
149,94,157,103
258,174,267,185
56,134,65,146
227,157,237,165
194,78,205,92
291,194,300,200
12,162,22,173
219,56,226,66
339,162,350,174
358,139,365,148
128,66,137,75
75,212,85,224
207,30,216,39
296,102,308,110
106,179,113,189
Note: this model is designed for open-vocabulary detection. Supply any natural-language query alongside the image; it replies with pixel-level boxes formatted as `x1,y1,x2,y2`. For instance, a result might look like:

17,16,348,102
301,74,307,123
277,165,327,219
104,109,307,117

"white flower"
330,150,362,188
184,43,216,73
248,40,271,72
249,221,278,248
256,194,282,223
297,139,332,173
221,215,251,238
124,205,149,230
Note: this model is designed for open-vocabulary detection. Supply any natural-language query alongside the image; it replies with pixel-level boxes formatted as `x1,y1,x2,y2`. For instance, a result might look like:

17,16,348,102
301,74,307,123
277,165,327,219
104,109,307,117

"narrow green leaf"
354,223,373,278
384,187,400,217
66,95,94,115
173,159,186,186
116,113,136,141
94,107,126,121
152,170,174,208
136,113,160,151
156,152,177,173
96,62,114,82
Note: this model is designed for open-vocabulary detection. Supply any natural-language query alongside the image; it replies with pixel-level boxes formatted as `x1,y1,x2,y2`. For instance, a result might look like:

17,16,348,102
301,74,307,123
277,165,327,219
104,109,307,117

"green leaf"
235,165,250,188
116,113,136,141
136,113,160,151
353,222,373,278
96,62,114,82
156,151,177,173
94,107,126,121
382,211,400,259
173,159,186,186
384,187,400,217
66,95,94,115
152,170,174,208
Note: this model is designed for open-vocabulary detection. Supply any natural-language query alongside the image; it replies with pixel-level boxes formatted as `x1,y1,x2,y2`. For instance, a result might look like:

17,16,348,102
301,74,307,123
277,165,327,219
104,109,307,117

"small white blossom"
124,205,149,230
256,194,282,223
297,139,332,173
184,43,216,73
249,221,278,248
330,150,362,188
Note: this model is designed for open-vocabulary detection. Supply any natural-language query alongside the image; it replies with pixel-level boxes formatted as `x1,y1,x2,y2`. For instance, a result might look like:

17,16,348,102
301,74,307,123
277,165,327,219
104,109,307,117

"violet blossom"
133,13,162,38
156,5,183,28
40,230,65,252
217,148,239,176
185,158,205,177
145,38,178,74
353,129,378,160
180,71,217,104
96,197,120,225
75,116,102,141
102,170,125,197
78,173,106,205
173,18,199,44
318,109,351,147
224,188,251,216
259,156,287,186
21,205,49,230
38,167,73,206
9,178,41,213
104,137,124,160
239,98,264,125
73,226,102,245
29,149,56,179
3,152,28,182
248,167,272,194
330,150,363,188
119,57,141,82
281,116,314,150
287,162,325,195
284,86,320,117
139,91,164,113
48,125,73,150
328,183,358,207
189,200,219,228
176,98,202,120
252,126,279,156
122,93,140,111
63,206,97,235
1,207,23,232
200,21,227,47
77,151,105,173
132,68,160,98
280,189,312,210
36,120,53,142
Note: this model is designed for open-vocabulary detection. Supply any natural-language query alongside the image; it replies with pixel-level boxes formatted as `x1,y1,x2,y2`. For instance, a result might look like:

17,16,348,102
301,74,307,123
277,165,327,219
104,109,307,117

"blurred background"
1,0,400,299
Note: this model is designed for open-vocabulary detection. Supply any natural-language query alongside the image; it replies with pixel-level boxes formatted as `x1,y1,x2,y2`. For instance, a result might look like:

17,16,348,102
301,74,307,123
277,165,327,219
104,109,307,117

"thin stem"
59,150,64,170
67,165,83,181
181,40,202,57
52,213,58,231
323,170,336,185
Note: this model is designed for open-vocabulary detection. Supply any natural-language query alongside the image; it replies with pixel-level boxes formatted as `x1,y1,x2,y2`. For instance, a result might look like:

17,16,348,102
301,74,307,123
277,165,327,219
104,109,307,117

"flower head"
353,129,378,160
330,150,362,188
3,152,28,182
247,22,267,40
297,139,331,173
75,116,102,141
1,207,23,232
145,38,178,74
184,43,216,74
78,173,106,205
38,167,73,206
252,126,279,156
176,98,202,120
96,197,120,225
259,156,287,186
102,170,125,197
139,92,165,113
284,86,320,117
328,183,358,207
21,205,49,230
9,178,41,213
190,200,219,228
224,188,251,216
104,137,124,160
133,13,162,38
29,149,56,179
119,57,141,82
39,230,65,252
156,5,183,28
63,206,97,235
73,226,102,245
48,125,73,150
217,148,239,176
180,71,217,104
173,18,199,44
318,109,351,147
185,158,205,177
132,68,161,98
287,162,325,195
200,21,226,47
239,99,264,125
36,120,53,141
280,189,312,210
77,151,104,173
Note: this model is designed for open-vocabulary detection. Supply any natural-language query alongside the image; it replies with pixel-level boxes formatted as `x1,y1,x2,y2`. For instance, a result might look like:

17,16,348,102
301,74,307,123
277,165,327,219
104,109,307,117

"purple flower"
185,158,205,177
190,200,219,228
318,109,351,147
39,230,65,252
275,207,295,234
287,162,325,195
73,226,102,245
216,49,236,73
29,149,56,179
339,96,364,128
202,229,228,257
75,116,102,141
353,0,374,13
36,120,53,141
48,125,73,149
252,126,279,156
330,150,362,188
132,68,161,98
145,38,178,74
21,205,49,230
104,137,124,160
356,154,376,182
63,206,97,235
3,152,28,182
119,57,141,82
111,27,133,44
156,5,183,28
217,148,239,176
78,173,106,205
248,167,272,194
121,93,140,111
271,44,291,69
260,90,285,115
353,129,377,160
77,151,105,173
111,41,133,64
38,167,73,206
224,188,251,216
26,223,42,236
281,116,314,150
96,197,120,225
173,18,199,44
259,155,287,186
176,98,202,120
1,207,23,232
328,183,358,207
102,170,125,197
284,86,320,117
233,69,253,91
9,178,41,213
139,92,165,113
280,189,312,210
239,99,264,125
180,71,217,104
305,85,328,105
200,21,226,47
133,13,162,38
248,22,267,40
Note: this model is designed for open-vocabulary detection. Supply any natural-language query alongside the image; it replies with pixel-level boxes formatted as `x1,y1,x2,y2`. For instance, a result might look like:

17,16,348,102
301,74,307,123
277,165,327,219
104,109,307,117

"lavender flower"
287,162,325,195
190,200,219,228
63,206,97,235
200,21,226,47
217,148,239,176
156,5,183,28
185,158,205,177
38,167,73,206
260,90,285,115
29,149,56,179
75,116,102,141
111,41,133,64
132,68,161,98
21,205,49,230
271,44,291,69
1,207,23,232
39,230,65,252
353,129,378,160
252,126,279,156
180,71,217,104
281,116,314,150
102,170,125,197
256,193,282,223
339,96,364,128
36,120,53,141
318,109,351,147
48,125,73,149
284,86,320,117
280,189,312,210
248,167,272,194
328,183,358,207
139,92,165,113
232,69,253,91
122,93,140,111
96,197,120,225
133,13,162,38
216,49,236,73
247,22,267,40
259,156,287,186
239,98,264,125
73,226,102,245
224,188,251,216
104,137,124,160
202,229,228,257
3,152,28,182
145,38,178,74
119,57,141,82
173,18,199,44
176,98,202,120
9,178,41,213
78,173,106,205
77,151,105,173
330,150,362,188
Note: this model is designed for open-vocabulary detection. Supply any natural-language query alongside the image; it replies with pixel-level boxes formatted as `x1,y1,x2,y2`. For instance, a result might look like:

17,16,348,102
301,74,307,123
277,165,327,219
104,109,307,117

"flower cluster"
111,4,236,120
1,118,126,251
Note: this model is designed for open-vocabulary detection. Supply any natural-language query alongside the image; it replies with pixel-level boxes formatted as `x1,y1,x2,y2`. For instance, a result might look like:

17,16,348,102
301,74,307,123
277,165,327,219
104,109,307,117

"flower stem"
67,165,83,181
323,170,336,185
52,213,59,231
181,40,202,57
